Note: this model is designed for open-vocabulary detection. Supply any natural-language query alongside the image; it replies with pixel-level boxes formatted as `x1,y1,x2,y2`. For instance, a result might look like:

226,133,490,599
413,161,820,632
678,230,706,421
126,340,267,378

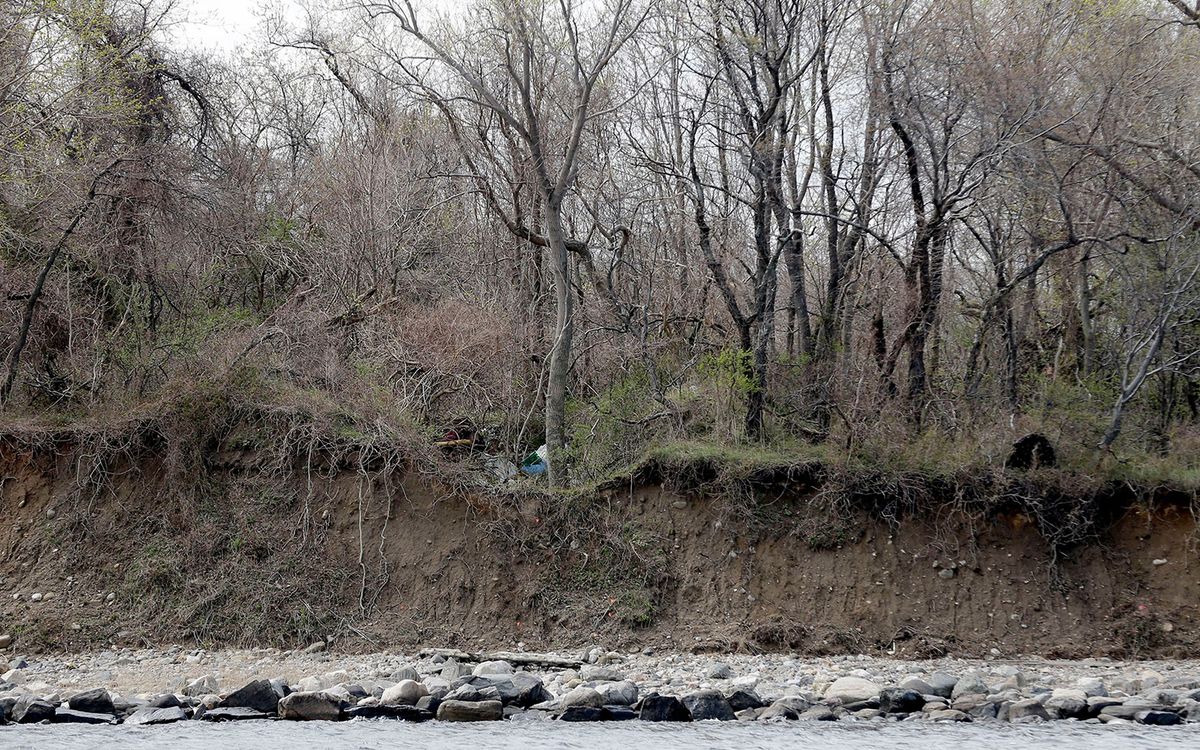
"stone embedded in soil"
436,699,503,721
0,634,11,649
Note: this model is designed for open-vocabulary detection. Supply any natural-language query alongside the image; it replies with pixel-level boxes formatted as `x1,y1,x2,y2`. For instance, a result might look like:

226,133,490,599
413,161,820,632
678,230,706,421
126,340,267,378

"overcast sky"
173,0,285,53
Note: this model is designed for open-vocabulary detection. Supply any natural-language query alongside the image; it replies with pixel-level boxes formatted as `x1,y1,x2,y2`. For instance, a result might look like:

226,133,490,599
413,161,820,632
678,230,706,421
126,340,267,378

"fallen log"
417,648,581,669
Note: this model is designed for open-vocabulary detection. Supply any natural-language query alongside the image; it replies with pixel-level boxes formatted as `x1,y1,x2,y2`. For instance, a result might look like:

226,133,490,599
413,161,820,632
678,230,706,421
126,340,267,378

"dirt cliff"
1,431,1196,659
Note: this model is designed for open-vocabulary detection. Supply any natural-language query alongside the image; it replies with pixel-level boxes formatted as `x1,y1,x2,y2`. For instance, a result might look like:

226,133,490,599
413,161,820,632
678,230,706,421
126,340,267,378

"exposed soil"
1,432,1197,659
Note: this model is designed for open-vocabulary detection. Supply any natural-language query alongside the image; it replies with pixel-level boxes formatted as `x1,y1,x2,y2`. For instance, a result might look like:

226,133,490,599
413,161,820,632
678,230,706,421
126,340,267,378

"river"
2,719,1198,750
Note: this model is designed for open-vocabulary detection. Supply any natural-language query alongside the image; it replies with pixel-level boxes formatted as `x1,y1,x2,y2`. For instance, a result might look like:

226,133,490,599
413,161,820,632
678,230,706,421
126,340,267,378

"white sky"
172,0,289,54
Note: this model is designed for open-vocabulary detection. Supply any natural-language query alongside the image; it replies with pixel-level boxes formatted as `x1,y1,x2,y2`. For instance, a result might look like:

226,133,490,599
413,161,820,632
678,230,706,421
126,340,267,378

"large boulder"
926,672,958,698
126,706,190,725
436,699,503,721
381,680,429,706
1136,710,1183,726
1006,699,1050,722
390,665,420,682
759,697,813,721
638,694,690,722
67,688,115,715
824,677,881,704
580,665,623,682
726,689,764,712
559,706,608,722
950,673,989,700
12,695,57,724
278,691,343,721
682,690,735,721
1045,689,1088,719
220,679,280,714
510,673,554,707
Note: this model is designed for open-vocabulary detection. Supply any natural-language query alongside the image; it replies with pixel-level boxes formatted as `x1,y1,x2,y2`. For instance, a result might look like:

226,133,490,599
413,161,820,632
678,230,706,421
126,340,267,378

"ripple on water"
2,719,1198,750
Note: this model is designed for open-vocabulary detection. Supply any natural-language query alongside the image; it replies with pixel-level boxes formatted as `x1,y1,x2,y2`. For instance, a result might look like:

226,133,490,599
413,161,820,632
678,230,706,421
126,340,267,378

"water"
2,720,1198,750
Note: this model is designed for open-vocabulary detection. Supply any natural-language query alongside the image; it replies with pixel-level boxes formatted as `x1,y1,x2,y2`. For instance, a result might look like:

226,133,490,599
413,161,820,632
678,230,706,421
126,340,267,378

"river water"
2,720,1198,750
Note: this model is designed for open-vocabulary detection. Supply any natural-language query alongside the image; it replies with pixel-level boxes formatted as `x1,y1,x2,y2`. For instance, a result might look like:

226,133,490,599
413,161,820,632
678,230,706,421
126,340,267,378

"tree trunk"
544,201,574,486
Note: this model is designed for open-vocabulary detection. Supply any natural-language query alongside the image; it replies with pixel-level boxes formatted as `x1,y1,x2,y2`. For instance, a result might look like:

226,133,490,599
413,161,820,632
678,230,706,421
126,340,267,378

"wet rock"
278,691,343,721
639,694,691,722
759,697,811,721
381,679,428,706
926,708,970,722
345,704,433,721
1136,710,1182,726
200,707,271,721
735,708,758,721
67,687,115,715
53,708,117,725
220,679,280,714
879,688,924,714
13,695,57,723
682,689,735,721
126,706,190,725
726,689,764,712
415,695,442,714
472,660,514,676
436,699,503,721
560,686,605,709
824,676,881,703
559,706,608,721
798,705,837,721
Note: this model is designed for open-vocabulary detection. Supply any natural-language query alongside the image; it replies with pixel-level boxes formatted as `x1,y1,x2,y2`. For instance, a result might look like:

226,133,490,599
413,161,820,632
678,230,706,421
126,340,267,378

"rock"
726,689,764,712
436,699,503,721
1136,710,1182,726
560,686,604,709
1045,688,1088,719
183,675,218,697
67,687,115,715
445,683,501,703
415,695,442,714
200,707,271,721
472,660,514,676
682,689,735,721
52,708,117,725
595,680,638,706
381,679,429,706
879,688,924,714
735,708,758,721
580,664,623,682
706,663,733,680
926,672,958,698
149,693,184,708
509,673,553,707
759,697,812,721
900,677,935,695
0,635,10,649
278,691,343,721
389,665,420,682
126,706,189,725
950,672,989,700
824,676,881,704
440,660,473,681
926,708,970,722
798,705,837,721
639,694,690,722
220,679,280,714
13,696,56,723
559,706,608,722
1007,699,1050,722
345,704,433,721
3,669,26,685
303,641,327,654
1076,677,1107,697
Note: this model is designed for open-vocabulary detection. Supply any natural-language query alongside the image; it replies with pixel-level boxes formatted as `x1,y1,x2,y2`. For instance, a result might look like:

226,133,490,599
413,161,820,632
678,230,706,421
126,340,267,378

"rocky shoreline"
2,645,1200,728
